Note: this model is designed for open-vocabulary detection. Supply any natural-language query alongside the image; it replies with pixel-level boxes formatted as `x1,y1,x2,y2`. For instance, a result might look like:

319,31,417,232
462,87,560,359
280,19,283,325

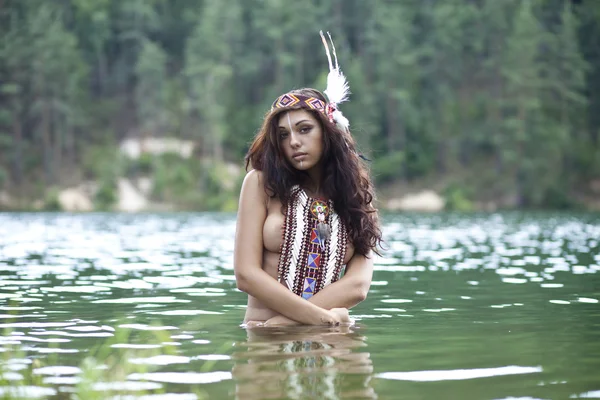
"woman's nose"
290,132,301,148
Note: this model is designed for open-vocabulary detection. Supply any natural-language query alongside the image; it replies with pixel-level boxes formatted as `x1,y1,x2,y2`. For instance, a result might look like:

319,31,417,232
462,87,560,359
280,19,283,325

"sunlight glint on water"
0,212,599,399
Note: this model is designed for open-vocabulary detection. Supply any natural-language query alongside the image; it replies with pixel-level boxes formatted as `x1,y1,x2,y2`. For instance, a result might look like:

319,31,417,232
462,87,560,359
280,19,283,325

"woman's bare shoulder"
243,168,262,182
241,169,268,206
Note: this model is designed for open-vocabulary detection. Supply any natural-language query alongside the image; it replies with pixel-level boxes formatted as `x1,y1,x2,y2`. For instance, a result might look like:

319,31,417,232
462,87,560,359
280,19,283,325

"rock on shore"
58,188,94,212
386,190,446,212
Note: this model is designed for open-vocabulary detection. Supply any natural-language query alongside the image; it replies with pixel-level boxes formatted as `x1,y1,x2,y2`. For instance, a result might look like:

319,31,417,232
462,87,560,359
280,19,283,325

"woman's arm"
307,252,374,308
234,170,347,326
263,252,374,326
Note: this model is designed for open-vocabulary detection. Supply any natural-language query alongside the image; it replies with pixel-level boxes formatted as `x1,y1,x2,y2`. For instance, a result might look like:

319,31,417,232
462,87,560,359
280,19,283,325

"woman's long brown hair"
245,88,382,256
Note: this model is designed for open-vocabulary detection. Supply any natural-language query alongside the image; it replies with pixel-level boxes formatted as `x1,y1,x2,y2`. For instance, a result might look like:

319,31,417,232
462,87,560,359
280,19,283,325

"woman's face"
277,109,324,173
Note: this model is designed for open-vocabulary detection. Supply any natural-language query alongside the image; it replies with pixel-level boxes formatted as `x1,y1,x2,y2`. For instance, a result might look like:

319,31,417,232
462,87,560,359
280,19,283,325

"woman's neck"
301,178,324,199
304,165,322,195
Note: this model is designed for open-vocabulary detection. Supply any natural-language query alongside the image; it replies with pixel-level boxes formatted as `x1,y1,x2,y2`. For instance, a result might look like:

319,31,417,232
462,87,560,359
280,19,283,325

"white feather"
332,109,349,131
325,69,350,105
320,31,351,129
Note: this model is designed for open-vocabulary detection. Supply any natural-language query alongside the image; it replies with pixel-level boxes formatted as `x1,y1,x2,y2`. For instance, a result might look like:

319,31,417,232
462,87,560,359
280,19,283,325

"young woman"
234,33,382,327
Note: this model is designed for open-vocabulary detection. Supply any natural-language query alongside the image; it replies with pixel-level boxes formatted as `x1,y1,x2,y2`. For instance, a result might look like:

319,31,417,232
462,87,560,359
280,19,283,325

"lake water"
0,212,599,399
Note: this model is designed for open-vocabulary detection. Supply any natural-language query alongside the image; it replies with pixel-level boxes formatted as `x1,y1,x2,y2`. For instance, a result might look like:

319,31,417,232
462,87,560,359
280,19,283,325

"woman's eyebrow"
278,119,309,129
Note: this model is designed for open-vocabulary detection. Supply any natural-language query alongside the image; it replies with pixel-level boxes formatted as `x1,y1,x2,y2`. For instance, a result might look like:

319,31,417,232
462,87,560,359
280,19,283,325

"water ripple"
128,371,232,384
1,212,598,399
376,365,542,381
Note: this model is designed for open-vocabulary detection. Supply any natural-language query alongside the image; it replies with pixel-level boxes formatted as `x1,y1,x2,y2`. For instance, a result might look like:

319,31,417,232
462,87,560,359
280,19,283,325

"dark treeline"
0,0,599,209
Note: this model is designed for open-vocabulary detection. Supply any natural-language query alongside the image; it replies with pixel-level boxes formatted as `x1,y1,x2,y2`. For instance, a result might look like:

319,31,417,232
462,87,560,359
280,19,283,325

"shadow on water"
231,324,376,400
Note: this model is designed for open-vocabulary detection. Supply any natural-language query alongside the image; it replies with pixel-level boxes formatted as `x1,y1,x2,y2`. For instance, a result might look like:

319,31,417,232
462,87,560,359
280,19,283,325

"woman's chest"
262,199,354,264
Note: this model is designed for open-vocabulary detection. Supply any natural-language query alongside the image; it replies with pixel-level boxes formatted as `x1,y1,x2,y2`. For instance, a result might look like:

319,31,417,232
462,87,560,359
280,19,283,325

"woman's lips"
292,153,307,160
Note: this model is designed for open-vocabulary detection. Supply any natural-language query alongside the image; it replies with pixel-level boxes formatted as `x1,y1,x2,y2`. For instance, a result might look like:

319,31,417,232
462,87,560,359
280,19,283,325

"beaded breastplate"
277,186,348,299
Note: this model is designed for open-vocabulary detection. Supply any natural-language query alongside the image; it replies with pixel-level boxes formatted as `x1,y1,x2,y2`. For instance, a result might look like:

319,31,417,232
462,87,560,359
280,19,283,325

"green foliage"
372,151,405,184
444,184,475,212
148,153,241,211
136,39,168,136
0,0,599,210
132,153,156,176
202,161,241,212
0,167,7,190
0,346,46,400
81,143,122,181
152,154,195,203
539,183,580,210
79,143,120,210
42,188,61,211
123,152,156,179
94,178,117,211
0,326,208,400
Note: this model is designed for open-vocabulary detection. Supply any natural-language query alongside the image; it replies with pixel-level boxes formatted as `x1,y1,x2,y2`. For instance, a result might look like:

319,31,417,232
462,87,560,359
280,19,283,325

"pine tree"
135,39,168,138
365,1,419,181
27,4,87,185
185,0,242,162
539,1,589,204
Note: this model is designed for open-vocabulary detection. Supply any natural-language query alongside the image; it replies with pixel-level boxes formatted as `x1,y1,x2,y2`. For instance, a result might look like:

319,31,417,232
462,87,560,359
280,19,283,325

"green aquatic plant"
0,325,208,400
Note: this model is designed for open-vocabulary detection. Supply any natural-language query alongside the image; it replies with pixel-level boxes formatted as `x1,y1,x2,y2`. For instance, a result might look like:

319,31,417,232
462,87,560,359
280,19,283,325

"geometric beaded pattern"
277,186,348,300
272,93,327,116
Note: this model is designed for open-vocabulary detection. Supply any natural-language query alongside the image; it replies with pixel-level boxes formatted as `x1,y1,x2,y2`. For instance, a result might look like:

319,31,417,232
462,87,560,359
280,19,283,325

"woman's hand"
250,307,352,328
268,307,351,326
329,307,353,325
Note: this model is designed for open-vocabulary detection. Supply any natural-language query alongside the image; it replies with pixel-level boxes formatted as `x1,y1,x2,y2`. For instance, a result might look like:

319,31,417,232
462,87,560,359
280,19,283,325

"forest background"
1,0,599,212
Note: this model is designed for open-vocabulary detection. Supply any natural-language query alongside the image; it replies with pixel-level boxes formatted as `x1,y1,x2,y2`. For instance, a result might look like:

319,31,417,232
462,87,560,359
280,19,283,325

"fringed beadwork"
277,186,348,299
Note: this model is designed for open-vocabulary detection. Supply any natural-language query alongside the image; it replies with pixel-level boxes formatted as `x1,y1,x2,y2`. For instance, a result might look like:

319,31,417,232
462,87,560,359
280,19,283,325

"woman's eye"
300,126,312,133
279,131,288,139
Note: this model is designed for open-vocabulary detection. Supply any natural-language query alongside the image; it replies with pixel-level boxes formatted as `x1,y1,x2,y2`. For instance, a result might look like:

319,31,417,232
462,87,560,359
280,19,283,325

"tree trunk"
332,0,344,38
436,118,447,174
458,84,470,167
492,100,503,174
515,103,526,207
213,131,223,163
560,94,570,182
65,121,75,169
11,108,23,186
41,99,54,185
96,42,108,96
386,92,406,182
275,36,285,94
52,109,63,185
295,42,304,84
490,70,503,174
385,94,398,152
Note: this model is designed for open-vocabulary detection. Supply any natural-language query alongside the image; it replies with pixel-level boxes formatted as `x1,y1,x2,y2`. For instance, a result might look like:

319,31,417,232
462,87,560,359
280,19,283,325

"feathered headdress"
319,31,350,132
271,31,352,132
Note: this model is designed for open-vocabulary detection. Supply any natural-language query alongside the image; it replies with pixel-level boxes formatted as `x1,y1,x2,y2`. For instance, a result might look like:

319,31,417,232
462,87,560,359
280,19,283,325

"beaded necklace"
277,186,348,299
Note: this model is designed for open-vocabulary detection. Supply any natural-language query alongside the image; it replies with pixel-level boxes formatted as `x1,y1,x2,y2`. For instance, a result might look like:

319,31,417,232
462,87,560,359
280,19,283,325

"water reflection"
232,325,376,400
1,212,599,398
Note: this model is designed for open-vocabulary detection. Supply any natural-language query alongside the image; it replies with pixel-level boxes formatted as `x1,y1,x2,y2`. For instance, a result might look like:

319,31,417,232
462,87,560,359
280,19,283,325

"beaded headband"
272,93,326,114
270,31,350,132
